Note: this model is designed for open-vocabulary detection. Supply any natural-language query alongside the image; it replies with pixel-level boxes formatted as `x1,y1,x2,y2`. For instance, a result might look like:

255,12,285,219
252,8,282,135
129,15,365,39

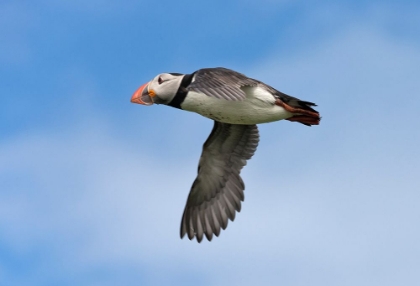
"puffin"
131,67,320,242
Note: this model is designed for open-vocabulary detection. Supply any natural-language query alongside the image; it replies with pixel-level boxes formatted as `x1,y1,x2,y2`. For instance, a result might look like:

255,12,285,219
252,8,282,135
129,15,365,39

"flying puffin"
131,67,320,242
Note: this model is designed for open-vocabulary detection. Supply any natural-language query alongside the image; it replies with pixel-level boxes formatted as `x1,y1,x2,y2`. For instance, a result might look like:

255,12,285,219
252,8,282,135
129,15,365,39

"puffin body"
131,67,320,242
181,87,293,124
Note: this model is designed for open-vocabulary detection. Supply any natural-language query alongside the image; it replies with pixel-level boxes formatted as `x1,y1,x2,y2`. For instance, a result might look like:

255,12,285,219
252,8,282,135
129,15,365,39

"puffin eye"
158,77,163,84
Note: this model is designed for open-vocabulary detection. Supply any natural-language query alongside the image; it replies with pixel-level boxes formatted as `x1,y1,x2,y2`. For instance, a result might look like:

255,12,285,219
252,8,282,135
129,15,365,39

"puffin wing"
187,67,260,100
180,121,259,242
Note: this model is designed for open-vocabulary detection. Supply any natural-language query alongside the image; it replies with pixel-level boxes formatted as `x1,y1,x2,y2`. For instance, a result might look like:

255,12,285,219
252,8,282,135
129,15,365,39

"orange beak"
131,82,154,105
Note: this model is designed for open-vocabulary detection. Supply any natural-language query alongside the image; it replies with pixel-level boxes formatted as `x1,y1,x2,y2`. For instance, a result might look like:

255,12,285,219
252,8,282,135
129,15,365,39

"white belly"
181,87,293,124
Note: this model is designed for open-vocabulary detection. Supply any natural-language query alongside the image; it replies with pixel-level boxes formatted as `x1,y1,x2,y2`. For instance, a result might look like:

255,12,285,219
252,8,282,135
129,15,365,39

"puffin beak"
131,82,154,105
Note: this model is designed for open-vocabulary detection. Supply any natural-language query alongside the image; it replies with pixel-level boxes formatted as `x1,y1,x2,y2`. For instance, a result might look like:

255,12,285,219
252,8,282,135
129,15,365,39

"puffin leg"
275,99,320,126
286,115,320,125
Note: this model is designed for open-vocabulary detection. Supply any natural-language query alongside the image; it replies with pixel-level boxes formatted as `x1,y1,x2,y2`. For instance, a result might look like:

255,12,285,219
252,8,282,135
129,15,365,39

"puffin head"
131,73,184,106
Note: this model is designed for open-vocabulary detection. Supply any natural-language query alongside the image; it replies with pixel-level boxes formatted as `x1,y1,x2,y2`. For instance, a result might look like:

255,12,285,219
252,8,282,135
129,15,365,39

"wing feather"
187,68,261,101
180,122,259,242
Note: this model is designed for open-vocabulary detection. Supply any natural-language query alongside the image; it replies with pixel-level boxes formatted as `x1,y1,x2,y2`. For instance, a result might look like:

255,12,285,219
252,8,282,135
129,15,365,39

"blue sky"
1,0,420,285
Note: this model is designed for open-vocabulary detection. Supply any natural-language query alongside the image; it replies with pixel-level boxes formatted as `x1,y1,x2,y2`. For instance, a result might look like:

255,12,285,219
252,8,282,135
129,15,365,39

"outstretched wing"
180,122,259,242
187,67,261,100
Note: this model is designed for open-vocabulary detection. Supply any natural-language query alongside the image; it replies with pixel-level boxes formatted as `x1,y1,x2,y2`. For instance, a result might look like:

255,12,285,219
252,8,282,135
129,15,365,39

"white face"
148,73,184,104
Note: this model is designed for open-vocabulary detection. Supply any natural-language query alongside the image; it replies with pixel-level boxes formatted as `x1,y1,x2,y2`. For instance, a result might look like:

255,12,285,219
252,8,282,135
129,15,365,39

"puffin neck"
168,72,195,109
